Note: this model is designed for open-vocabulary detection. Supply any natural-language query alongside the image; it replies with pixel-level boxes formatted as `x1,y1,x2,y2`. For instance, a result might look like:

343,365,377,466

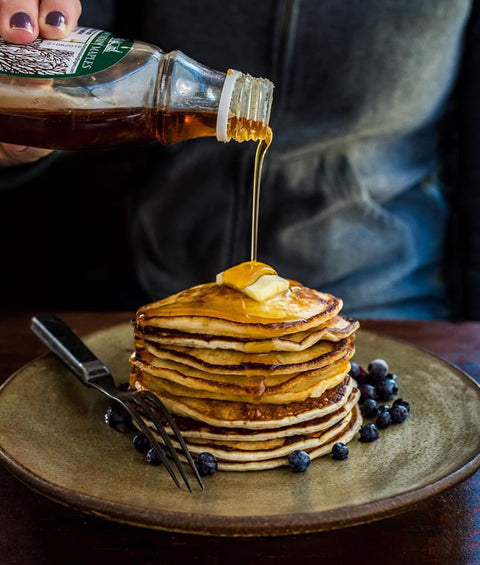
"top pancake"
135,280,342,339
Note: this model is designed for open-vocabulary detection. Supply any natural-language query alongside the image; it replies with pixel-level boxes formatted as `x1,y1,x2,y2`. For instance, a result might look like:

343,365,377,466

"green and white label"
0,27,133,78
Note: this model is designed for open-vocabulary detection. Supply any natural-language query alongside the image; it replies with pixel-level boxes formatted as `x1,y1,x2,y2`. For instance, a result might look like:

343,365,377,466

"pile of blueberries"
287,357,411,472
352,358,410,442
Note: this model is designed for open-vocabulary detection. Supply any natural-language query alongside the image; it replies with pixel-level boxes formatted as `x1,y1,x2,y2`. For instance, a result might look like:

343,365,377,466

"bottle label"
0,27,133,78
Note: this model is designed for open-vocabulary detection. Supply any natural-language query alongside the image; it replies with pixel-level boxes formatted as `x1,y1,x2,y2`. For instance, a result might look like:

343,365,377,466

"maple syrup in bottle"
0,27,273,149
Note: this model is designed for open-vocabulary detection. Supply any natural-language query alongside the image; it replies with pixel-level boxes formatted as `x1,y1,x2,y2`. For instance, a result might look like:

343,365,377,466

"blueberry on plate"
331,442,349,460
368,359,389,382
104,404,134,433
392,398,411,413
361,398,378,418
376,410,392,430
288,450,311,472
133,433,151,454
349,361,361,379
145,447,162,466
376,378,398,401
195,452,218,476
359,423,380,442
391,403,409,424
350,361,370,385
359,383,376,403
387,373,399,385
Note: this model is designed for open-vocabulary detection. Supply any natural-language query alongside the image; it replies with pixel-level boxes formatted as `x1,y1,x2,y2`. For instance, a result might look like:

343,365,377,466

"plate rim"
0,325,479,536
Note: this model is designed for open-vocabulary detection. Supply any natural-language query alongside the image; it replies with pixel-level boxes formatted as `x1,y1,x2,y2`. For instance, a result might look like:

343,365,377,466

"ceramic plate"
0,324,479,536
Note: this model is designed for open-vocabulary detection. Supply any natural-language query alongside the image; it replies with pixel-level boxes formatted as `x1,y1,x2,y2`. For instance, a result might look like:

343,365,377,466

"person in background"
0,0,478,321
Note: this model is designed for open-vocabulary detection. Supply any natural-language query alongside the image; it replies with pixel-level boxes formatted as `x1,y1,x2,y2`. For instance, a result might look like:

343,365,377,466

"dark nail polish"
10,11,33,32
45,11,66,28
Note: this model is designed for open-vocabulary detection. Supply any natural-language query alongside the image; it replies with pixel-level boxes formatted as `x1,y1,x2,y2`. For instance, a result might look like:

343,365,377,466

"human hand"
0,0,82,167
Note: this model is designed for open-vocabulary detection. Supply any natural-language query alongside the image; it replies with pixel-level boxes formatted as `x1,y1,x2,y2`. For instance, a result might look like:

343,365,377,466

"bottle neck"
155,52,273,144
216,70,273,143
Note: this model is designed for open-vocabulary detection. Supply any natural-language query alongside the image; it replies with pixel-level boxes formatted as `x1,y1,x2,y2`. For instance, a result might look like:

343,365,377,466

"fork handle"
31,315,110,385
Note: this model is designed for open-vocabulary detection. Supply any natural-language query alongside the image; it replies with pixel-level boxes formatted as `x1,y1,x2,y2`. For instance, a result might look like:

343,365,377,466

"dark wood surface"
1,312,479,565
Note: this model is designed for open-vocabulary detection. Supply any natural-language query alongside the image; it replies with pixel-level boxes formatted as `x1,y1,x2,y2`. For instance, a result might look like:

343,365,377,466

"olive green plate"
0,324,479,536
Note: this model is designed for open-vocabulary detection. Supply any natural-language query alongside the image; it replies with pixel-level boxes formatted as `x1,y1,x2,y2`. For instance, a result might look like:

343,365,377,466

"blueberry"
361,398,378,418
349,361,361,379
368,359,389,382
356,365,370,385
104,404,134,433
359,383,376,402
331,442,349,460
392,398,410,413
376,410,392,430
133,433,151,454
359,423,379,442
350,361,370,385
288,450,311,472
387,373,398,385
376,378,398,401
146,447,162,466
391,404,409,424
377,404,391,414
195,452,218,476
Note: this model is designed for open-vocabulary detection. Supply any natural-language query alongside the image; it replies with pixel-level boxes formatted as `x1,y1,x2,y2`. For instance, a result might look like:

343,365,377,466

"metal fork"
31,315,204,492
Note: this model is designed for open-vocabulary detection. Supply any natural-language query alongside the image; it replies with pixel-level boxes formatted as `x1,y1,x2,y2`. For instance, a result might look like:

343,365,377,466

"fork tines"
29,314,202,491
122,390,204,491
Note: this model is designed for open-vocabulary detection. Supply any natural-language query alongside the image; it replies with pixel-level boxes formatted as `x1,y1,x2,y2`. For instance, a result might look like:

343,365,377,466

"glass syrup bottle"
0,27,273,149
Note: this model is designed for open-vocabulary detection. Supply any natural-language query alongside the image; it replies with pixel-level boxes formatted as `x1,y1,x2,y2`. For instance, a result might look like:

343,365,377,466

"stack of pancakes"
130,262,362,471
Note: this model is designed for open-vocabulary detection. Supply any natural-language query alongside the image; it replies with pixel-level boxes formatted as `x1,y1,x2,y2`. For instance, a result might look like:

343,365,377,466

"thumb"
0,143,53,167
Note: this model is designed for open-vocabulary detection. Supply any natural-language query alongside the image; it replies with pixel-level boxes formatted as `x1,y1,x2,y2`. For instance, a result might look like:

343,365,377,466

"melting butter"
244,274,289,302
217,261,289,302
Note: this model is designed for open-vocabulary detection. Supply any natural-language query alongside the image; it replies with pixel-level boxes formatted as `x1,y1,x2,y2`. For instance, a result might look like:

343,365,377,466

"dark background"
0,145,151,312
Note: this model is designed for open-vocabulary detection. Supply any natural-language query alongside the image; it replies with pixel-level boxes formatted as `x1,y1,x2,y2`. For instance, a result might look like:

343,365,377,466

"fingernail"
10,11,33,32
45,11,66,29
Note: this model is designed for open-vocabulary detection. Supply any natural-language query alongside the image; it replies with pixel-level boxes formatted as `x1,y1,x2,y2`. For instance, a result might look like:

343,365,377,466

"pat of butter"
244,274,290,302
216,261,277,292
216,262,289,301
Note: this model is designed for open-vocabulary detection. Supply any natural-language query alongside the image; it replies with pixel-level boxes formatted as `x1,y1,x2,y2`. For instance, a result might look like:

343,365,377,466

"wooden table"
1,312,479,565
